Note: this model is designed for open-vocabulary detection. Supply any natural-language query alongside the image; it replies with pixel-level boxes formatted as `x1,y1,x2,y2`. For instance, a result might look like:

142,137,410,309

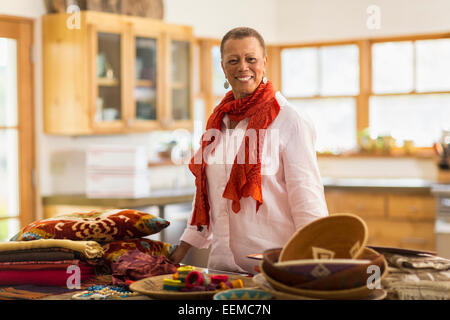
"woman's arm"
168,240,192,264
281,109,329,229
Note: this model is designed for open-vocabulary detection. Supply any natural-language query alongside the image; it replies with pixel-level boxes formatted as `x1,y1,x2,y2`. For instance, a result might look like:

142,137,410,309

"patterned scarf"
189,81,280,230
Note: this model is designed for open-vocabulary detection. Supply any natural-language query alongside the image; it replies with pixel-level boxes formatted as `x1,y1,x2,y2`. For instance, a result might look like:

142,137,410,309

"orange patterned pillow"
102,238,173,264
14,209,170,242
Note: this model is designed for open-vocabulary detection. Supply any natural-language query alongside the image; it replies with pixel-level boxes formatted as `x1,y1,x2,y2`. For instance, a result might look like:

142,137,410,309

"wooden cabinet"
325,189,436,251
43,11,194,135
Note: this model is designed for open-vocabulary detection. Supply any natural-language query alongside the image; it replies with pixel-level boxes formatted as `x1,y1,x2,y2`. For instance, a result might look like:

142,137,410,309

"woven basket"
279,213,368,262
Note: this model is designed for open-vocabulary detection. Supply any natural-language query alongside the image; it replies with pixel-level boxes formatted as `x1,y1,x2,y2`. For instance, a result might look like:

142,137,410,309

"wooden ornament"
44,0,86,13
121,0,164,19
102,0,120,13
86,0,103,11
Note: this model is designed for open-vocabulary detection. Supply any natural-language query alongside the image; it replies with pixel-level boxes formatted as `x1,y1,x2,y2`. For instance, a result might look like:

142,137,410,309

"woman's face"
221,37,267,100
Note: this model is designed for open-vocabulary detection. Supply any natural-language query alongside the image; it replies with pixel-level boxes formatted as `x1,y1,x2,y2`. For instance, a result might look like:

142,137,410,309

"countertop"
42,187,196,208
42,178,447,207
323,178,439,194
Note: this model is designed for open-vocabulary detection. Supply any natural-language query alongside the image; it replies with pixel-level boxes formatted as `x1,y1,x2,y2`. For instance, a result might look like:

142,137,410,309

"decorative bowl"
279,213,368,262
213,288,273,300
260,263,387,300
262,247,387,291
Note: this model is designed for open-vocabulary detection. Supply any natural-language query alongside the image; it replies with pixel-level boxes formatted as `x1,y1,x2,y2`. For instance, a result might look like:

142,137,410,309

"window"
281,44,360,153
0,17,35,241
370,38,450,147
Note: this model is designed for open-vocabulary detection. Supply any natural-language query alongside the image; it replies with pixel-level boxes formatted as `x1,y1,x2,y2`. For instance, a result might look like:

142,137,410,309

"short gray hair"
220,27,267,58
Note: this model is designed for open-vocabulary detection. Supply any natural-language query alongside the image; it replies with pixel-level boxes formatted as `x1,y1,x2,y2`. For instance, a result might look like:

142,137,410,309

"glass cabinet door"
95,32,122,123
170,40,191,121
134,37,158,121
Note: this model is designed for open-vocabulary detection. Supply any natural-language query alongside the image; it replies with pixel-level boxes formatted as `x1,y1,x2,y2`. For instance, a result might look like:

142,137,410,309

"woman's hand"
169,241,192,264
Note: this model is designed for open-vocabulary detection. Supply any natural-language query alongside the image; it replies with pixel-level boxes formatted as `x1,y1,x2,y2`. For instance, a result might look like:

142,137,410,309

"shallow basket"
279,213,368,262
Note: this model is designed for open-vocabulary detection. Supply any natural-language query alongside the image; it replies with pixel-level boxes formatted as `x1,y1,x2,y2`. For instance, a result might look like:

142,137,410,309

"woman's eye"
229,59,238,64
247,57,256,63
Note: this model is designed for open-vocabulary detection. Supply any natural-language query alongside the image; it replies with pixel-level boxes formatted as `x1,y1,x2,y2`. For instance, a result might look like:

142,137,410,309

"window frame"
275,33,450,156
0,15,36,233
195,32,450,157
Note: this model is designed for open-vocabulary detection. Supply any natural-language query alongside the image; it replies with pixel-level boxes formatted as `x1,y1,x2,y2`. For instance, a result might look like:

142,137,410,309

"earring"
262,76,268,84
224,80,230,89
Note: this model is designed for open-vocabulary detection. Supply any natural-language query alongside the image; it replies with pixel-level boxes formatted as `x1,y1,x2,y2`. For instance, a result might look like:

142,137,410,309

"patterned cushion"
14,209,170,242
102,238,174,264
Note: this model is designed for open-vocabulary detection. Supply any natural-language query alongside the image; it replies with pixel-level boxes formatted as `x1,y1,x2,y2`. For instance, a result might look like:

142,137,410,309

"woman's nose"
237,60,249,71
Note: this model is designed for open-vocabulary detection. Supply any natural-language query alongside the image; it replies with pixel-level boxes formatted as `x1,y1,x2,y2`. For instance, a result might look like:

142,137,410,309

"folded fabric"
111,250,179,286
0,239,104,259
0,247,77,263
0,260,89,271
12,209,170,242
102,238,173,264
381,252,450,300
382,267,450,300
0,263,96,286
384,253,450,271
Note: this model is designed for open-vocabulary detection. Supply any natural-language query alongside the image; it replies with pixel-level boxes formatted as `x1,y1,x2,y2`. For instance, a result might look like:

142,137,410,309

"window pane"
0,218,19,242
372,41,414,94
0,38,18,127
212,45,228,96
171,40,191,121
97,32,122,122
416,39,450,92
370,94,450,147
290,98,357,153
0,129,19,217
135,37,157,121
320,45,359,95
282,47,319,97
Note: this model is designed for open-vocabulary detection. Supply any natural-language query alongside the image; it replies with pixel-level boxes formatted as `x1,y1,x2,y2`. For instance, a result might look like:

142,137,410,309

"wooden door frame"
0,15,35,228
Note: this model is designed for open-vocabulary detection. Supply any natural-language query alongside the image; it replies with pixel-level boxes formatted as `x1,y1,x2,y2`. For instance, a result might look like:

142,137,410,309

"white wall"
274,0,450,43
164,0,279,42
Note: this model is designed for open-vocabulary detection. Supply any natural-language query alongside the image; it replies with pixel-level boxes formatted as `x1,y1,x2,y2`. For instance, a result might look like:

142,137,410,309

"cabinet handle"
408,206,419,213
355,203,364,211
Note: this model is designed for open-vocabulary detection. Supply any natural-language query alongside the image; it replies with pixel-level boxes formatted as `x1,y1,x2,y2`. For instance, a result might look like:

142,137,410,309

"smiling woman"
169,27,328,274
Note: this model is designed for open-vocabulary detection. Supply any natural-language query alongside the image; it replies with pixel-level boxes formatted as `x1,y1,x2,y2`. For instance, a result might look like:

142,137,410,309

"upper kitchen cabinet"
42,11,194,135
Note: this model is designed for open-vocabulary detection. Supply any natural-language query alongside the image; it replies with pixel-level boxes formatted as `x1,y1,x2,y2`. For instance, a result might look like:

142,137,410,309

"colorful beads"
162,278,185,291
185,270,205,288
72,285,139,300
162,265,246,293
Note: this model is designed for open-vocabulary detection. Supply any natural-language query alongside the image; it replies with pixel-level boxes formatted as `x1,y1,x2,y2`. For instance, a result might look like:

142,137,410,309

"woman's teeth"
236,76,252,81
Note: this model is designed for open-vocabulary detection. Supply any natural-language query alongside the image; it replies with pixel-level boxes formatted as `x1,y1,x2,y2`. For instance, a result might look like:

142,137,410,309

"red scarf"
189,81,280,230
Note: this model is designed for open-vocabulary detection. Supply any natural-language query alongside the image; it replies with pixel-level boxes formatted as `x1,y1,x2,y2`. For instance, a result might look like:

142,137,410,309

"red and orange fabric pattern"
102,238,173,264
13,209,170,242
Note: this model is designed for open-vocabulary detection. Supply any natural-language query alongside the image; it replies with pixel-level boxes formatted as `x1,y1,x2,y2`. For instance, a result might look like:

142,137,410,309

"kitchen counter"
42,179,440,208
42,187,196,208
323,178,437,194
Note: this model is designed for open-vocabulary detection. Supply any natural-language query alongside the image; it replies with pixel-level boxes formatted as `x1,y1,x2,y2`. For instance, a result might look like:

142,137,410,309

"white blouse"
180,92,329,274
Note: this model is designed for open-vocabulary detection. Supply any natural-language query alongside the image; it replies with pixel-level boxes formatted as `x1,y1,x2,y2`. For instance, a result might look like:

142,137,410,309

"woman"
169,27,328,274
